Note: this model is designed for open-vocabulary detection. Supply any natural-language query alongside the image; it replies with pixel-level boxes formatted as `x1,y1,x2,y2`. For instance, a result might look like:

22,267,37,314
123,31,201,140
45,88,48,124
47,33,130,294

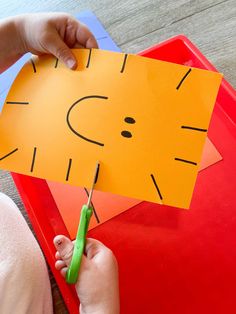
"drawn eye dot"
124,117,136,124
121,130,132,138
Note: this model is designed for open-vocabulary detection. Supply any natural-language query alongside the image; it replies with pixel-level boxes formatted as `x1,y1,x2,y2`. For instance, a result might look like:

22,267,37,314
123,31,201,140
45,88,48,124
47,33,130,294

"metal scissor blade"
87,162,100,207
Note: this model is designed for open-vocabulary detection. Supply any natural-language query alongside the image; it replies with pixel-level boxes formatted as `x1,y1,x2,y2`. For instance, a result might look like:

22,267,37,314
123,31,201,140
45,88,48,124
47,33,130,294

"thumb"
85,238,108,260
43,30,77,69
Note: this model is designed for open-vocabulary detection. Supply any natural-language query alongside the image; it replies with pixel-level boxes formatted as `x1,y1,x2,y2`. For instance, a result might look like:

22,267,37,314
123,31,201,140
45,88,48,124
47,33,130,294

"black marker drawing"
30,147,37,172
122,117,136,138
30,59,36,73
84,188,100,223
176,68,192,90
175,157,197,165
121,130,132,138
120,54,128,73
66,95,108,147
181,125,207,132
150,174,163,201
55,58,59,68
66,158,72,181
6,101,29,105
94,163,100,184
0,148,18,161
86,49,92,68
124,117,136,124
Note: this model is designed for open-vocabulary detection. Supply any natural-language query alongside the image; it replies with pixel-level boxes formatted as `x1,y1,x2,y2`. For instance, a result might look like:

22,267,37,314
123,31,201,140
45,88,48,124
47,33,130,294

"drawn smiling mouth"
66,95,108,147
66,95,137,146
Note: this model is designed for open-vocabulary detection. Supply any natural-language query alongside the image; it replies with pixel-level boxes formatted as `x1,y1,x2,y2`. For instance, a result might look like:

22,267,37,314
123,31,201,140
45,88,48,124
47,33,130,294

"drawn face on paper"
0,49,222,208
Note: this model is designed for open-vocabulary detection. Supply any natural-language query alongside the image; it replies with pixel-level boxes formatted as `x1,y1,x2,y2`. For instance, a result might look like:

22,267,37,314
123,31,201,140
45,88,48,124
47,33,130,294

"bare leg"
0,192,53,314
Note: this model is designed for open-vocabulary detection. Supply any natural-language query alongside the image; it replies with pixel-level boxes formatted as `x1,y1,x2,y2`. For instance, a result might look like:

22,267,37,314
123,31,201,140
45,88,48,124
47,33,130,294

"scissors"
66,162,100,284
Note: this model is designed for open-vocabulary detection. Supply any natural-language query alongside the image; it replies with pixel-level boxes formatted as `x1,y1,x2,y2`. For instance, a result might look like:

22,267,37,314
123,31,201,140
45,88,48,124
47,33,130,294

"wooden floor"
0,0,235,313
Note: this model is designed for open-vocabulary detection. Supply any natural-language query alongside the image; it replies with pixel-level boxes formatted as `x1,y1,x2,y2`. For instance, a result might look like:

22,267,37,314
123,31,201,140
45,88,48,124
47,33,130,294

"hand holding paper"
0,13,97,73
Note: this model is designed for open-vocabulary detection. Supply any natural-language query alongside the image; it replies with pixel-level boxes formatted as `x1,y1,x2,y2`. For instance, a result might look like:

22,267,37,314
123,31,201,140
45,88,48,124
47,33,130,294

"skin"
54,236,120,314
0,13,119,313
0,12,98,73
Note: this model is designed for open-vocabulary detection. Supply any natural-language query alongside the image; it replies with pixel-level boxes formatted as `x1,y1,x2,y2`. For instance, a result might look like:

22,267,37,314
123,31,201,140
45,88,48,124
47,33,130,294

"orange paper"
0,49,222,208
199,137,222,171
47,180,141,238
48,137,222,239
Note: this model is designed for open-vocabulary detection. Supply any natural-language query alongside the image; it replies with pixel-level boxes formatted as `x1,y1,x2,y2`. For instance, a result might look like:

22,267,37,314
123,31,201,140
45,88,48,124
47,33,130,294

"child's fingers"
60,267,68,278
72,43,84,48
85,238,108,259
55,260,67,270
63,18,98,49
42,31,77,69
53,234,74,266
55,251,60,259
74,21,98,49
63,18,77,48
49,18,97,69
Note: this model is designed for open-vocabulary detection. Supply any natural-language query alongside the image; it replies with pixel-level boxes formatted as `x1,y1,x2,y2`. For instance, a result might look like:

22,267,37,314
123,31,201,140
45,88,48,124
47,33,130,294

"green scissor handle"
66,204,93,284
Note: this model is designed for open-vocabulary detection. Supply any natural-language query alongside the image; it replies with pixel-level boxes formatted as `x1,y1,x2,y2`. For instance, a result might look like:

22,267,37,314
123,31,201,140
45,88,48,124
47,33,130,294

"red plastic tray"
11,35,236,314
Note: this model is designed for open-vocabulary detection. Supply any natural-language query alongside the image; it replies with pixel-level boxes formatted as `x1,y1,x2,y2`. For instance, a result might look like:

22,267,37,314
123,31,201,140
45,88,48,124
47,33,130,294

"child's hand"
54,236,120,314
18,13,98,69
0,13,97,72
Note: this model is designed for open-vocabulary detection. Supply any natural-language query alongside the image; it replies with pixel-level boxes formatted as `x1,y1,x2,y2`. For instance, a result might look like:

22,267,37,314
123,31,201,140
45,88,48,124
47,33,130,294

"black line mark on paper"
84,188,100,223
120,54,128,73
94,163,100,184
66,158,72,181
30,59,36,73
150,174,163,200
0,148,18,161
86,49,92,68
66,95,108,147
30,147,37,172
55,58,59,68
176,68,192,90
175,158,197,165
6,101,29,105
181,126,207,132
